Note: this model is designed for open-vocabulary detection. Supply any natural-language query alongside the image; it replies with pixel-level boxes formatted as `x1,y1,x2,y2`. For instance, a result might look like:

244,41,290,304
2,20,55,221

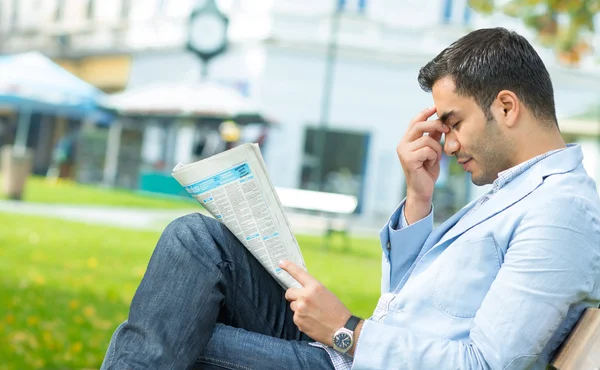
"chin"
471,175,492,186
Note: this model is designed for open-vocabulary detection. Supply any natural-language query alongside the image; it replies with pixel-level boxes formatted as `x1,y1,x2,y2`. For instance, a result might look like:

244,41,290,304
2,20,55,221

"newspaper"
171,143,306,290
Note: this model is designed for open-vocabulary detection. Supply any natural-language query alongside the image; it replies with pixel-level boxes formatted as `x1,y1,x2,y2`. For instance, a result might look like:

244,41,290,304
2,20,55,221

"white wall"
124,0,600,224
128,43,434,222
129,40,600,224
259,46,436,221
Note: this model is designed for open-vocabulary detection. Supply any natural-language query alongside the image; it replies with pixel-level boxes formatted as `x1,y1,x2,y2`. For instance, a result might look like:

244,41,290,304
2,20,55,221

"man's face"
431,77,514,186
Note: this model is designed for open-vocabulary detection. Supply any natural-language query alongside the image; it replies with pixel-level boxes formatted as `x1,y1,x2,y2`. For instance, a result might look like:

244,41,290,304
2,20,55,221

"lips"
459,158,472,171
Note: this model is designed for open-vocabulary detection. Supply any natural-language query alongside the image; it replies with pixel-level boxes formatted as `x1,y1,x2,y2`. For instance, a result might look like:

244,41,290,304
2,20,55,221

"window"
441,0,471,25
300,127,370,213
338,0,367,13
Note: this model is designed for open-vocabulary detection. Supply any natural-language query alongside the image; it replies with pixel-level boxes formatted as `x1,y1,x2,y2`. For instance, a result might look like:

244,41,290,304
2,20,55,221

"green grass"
0,175,198,209
0,213,381,370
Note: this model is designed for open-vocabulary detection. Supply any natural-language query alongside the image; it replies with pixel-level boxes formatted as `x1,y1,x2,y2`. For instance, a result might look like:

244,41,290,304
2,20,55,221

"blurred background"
1,0,599,368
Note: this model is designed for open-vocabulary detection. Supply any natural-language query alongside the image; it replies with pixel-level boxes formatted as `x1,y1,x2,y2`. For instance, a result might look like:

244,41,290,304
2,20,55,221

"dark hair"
418,27,557,126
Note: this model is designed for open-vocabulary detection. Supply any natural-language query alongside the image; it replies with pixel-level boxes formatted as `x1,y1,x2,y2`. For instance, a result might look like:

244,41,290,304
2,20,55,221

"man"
101,27,600,369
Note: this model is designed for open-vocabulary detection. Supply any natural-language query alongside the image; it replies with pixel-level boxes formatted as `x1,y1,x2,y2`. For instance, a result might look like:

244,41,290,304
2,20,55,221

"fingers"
428,128,444,143
279,260,313,286
409,106,437,127
290,299,306,313
285,288,302,302
404,119,449,143
414,146,438,165
408,135,443,161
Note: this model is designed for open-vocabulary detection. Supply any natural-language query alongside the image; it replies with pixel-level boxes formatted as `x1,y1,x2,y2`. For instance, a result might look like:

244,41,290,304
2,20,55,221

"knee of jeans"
163,213,208,239
161,213,225,260
100,321,128,370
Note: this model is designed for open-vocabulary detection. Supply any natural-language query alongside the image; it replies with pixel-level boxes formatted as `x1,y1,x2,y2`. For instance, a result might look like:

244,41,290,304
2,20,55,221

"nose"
444,136,460,156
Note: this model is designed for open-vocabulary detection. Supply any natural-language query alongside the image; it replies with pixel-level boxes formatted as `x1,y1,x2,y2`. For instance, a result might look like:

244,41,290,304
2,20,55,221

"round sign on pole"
186,0,230,65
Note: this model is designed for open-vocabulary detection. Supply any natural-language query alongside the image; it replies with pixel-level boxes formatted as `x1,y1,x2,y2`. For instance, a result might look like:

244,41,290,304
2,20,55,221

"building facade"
2,0,600,225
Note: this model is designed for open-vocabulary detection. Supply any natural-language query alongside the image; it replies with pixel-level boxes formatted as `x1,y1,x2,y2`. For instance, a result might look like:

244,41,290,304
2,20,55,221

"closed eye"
452,121,462,130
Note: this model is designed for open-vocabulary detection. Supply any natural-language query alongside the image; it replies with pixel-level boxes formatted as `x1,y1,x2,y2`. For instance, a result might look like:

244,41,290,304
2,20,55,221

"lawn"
0,175,198,210
0,213,381,370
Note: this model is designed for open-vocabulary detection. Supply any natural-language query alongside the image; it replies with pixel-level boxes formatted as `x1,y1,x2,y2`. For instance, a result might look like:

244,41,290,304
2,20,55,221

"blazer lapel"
404,145,583,277
429,144,583,250
419,197,479,256
435,164,544,248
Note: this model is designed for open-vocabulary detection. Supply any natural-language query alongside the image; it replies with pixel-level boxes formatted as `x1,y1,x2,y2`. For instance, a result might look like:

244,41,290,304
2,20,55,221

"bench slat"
550,307,600,370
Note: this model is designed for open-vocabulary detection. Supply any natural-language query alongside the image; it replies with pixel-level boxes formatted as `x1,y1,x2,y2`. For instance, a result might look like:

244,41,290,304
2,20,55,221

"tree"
469,0,600,65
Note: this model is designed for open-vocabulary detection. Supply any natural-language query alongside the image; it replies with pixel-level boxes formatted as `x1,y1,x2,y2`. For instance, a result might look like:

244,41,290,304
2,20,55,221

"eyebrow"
438,110,457,124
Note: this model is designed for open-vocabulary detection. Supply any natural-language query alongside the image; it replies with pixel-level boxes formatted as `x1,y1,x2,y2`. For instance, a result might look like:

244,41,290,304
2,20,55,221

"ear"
493,90,519,128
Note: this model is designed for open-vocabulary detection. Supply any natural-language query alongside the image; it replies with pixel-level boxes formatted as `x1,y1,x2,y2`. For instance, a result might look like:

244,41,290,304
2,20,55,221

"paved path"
0,200,193,231
0,200,382,237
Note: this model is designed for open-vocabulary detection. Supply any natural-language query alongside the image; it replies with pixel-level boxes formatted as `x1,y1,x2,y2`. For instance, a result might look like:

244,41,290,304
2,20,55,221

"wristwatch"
332,315,362,354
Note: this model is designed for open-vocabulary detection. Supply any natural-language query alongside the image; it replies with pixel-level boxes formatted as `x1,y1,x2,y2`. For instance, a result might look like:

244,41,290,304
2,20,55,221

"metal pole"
201,61,209,81
198,62,208,158
103,118,123,186
13,106,32,157
313,1,342,191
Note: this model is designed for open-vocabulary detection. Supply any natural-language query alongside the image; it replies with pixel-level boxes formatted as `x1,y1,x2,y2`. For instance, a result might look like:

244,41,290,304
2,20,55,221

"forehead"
431,77,478,115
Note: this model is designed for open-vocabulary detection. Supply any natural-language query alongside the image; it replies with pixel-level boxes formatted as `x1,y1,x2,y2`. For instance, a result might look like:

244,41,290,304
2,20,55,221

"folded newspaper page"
172,143,306,289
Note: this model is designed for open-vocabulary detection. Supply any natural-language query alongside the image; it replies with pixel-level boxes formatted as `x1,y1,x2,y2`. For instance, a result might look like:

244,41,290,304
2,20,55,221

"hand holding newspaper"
172,143,306,289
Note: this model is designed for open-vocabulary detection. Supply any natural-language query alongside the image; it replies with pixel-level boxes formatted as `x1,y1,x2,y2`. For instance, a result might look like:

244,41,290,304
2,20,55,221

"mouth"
458,158,472,171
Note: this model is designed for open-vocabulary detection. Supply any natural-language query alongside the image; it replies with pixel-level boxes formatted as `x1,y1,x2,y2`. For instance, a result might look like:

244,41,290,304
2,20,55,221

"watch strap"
344,315,361,331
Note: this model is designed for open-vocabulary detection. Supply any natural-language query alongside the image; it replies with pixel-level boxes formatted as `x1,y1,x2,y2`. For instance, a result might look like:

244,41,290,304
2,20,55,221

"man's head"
418,27,560,185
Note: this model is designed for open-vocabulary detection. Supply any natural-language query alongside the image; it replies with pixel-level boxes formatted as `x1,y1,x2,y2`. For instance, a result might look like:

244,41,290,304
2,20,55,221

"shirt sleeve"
389,204,410,230
380,200,433,293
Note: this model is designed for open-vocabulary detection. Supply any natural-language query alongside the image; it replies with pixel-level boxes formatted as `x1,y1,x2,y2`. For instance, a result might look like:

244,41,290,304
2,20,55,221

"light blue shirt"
326,144,600,369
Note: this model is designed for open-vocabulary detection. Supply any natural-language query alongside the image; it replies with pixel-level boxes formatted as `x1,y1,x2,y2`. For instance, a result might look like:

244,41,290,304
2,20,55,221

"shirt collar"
491,148,566,193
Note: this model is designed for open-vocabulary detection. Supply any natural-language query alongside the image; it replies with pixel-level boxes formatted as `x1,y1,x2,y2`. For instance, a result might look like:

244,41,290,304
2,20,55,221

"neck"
511,126,566,165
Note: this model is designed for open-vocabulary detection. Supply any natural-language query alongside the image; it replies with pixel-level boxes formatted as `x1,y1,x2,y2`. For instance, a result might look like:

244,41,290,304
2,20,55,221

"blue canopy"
0,51,113,152
0,51,106,117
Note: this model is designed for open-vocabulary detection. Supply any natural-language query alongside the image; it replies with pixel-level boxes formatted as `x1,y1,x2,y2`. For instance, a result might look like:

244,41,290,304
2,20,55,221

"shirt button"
386,241,391,250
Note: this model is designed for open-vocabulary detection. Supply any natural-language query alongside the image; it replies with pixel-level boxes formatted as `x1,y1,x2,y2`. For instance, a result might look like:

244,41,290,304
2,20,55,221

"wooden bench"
275,187,358,250
550,307,600,370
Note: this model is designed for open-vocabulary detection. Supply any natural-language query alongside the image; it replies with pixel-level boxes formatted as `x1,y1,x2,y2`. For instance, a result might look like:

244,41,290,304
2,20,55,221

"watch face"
333,332,352,350
188,13,227,53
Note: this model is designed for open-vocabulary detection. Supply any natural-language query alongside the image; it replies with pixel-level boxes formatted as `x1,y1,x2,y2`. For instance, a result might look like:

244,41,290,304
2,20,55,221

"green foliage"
469,0,598,64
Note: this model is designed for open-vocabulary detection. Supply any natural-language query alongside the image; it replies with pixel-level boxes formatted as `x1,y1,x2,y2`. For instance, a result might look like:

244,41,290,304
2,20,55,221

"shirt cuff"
390,204,425,231
400,206,409,229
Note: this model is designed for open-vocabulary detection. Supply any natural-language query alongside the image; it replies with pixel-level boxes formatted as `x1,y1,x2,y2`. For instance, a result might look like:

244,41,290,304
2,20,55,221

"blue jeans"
101,213,335,370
